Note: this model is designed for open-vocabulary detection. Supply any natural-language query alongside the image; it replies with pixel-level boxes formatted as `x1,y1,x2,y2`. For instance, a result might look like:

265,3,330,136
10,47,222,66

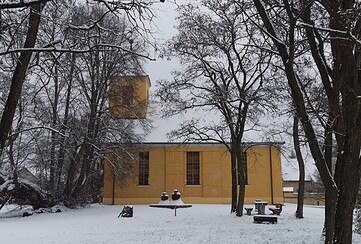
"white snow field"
1,203,360,244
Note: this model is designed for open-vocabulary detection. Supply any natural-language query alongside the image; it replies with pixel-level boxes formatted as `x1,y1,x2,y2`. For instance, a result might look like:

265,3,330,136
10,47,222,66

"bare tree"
31,3,151,205
0,0,157,159
63,5,149,205
249,0,361,242
0,2,43,157
292,115,305,218
156,0,273,216
0,0,158,208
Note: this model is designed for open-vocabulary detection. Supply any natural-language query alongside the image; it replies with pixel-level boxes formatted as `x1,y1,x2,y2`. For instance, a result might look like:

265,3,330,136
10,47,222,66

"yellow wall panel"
103,143,284,205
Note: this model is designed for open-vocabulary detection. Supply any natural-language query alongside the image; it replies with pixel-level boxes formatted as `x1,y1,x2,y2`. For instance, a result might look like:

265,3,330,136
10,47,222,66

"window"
138,152,149,185
186,152,200,185
238,151,248,185
122,85,133,106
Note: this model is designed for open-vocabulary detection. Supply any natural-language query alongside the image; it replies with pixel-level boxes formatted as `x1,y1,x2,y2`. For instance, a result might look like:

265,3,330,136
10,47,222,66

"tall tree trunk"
323,118,336,243
333,133,361,243
50,63,59,194
236,149,246,217
231,152,237,213
293,116,305,218
328,1,361,242
55,53,76,197
70,88,99,200
235,104,248,216
324,183,337,243
70,129,95,199
0,4,43,158
63,142,83,205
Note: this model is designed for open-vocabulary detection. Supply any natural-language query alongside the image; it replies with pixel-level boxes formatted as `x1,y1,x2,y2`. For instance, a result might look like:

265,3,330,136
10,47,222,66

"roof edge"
106,141,285,148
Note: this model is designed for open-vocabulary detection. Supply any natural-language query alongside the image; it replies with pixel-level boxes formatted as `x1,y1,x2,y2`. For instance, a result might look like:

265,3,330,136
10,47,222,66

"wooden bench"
269,203,282,215
244,207,253,215
269,207,282,215
254,215,278,224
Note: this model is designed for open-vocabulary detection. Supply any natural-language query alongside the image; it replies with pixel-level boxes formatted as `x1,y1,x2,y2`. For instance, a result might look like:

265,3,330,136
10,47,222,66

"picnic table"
149,190,192,216
254,200,268,215
149,203,192,216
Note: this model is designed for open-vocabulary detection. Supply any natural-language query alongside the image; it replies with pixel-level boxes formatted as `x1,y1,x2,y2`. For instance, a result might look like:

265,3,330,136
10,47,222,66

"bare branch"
0,44,156,60
0,0,50,9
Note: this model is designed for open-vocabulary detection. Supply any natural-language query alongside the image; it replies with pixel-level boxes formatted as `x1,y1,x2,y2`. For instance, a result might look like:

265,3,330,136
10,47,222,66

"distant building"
283,179,324,205
102,142,284,205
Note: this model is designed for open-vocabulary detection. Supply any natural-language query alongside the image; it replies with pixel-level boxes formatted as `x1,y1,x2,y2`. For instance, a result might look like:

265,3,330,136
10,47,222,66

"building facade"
103,142,284,205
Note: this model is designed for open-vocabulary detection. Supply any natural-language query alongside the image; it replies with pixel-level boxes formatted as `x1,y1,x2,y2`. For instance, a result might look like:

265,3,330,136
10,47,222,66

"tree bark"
333,133,361,243
328,2,361,242
70,49,102,200
231,151,238,213
293,116,305,219
0,3,43,158
236,149,246,216
55,53,76,198
63,142,82,205
49,61,59,194
323,118,336,243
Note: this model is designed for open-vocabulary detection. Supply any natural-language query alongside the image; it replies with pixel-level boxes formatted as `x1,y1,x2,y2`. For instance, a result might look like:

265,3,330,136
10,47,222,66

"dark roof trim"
109,141,285,149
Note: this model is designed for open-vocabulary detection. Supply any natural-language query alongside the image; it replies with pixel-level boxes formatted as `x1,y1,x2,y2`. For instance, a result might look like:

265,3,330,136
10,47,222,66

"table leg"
259,205,266,215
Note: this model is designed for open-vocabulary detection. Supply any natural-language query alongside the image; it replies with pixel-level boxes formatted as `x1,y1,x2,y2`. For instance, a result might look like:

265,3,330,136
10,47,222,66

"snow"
0,180,17,192
0,180,11,192
6,183,15,191
169,199,184,205
281,154,316,181
1,203,360,243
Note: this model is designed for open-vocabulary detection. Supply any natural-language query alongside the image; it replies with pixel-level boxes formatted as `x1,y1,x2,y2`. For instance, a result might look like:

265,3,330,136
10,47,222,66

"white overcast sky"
142,1,316,180
144,1,287,143
144,1,186,142
144,1,279,143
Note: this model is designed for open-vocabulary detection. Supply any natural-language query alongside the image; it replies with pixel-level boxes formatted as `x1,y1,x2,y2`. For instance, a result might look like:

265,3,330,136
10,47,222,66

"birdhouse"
109,75,150,119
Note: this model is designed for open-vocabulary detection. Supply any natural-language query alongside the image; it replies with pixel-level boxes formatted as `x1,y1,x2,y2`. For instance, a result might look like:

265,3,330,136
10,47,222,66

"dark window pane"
138,152,149,185
186,152,200,185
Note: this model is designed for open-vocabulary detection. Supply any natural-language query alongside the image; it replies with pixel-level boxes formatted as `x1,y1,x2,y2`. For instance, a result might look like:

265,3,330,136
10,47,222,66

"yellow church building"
103,75,284,205
102,142,284,205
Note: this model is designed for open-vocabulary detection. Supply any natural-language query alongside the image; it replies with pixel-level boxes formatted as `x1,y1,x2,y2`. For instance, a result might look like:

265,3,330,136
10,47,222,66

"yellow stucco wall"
103,143,284,205
109,75,150,119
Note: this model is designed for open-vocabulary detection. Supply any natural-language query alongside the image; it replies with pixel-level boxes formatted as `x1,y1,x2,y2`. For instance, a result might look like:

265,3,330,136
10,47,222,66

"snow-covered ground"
0,203,360,244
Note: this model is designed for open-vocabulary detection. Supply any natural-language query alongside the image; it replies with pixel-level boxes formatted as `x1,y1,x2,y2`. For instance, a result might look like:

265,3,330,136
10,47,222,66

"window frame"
138,151,149,186
186,151,200,185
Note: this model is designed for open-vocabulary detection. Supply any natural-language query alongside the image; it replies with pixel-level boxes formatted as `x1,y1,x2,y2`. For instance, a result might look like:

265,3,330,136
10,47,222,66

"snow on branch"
0,0,50,9
0,44,156,60
92,0,153,11
299,22,361,47
7,126,68,140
